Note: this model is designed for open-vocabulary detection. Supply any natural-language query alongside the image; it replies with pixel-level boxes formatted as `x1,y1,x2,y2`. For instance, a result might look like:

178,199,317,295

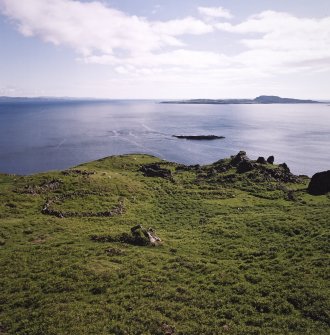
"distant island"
173,135,225,140
161,95,320,104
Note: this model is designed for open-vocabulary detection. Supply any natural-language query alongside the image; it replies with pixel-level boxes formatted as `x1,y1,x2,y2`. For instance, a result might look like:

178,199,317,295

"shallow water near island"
0,100,329,176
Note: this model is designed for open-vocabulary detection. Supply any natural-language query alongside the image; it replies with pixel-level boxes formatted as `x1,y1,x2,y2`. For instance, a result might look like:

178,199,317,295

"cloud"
84,49,231,70
216,11,330,72
153,17,213,36
198,6,233,19
0,0,212,58
0,0,329,89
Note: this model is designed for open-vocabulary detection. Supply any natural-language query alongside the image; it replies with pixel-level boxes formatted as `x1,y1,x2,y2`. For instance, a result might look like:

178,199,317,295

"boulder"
256,157,267,164
308,170,330,195
231,151,249,166
237,160,254,173
130,224,162,246
267,156,275,164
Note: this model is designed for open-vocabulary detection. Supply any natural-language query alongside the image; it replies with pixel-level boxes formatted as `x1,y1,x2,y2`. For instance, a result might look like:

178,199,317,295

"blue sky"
0,0,329,99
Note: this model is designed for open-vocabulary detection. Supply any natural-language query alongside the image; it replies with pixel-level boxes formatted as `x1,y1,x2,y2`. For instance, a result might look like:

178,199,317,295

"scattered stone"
90,235,116,243
256,157,267,164
105,247,124,256
161,322,176,335
20,179,62,195
308,170,330,195
223,324,230,332
62,169,95,176
31,236,48,244
267,156,275,164
140,163,172,179
42,198,125,218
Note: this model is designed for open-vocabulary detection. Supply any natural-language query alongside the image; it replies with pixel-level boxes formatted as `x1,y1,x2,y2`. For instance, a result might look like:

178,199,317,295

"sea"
0,99,329,176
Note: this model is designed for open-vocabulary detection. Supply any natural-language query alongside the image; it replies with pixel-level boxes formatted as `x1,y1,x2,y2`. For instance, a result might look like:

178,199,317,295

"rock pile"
91,225,162,246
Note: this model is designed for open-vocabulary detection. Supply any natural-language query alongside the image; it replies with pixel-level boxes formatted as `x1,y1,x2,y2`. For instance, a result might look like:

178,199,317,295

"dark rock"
267,156,275,164
279,163,290,173
230,151,249,166
140,163,172,179
237,160,254,173
256,157,267,164
308,170,330,195
252,164,300,183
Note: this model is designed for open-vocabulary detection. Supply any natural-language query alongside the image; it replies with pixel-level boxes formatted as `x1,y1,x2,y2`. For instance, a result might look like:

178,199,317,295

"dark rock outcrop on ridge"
267,156,275,164
140,163,172,179
237,160,254,173
211,151,301,183
230,151,249,167
308,170,330,195
256,157,267,164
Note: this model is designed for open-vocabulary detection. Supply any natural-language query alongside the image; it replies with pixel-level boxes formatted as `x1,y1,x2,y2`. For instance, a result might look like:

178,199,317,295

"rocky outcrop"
140,163,172,179
256,157,267,164
308,170,330,195
237,160,254,173
267,156,275,164
230,151,249,167
279,163,290,172
267,166,299,183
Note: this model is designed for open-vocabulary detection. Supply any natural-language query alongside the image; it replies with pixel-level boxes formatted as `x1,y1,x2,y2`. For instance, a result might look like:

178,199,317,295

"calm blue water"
0,100,329,176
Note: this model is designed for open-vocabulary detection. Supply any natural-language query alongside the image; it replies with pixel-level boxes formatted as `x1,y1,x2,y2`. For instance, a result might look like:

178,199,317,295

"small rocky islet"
173,135,225,140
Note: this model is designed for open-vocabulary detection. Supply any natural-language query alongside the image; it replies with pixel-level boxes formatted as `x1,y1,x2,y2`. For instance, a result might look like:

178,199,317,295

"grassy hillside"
0,154,329,335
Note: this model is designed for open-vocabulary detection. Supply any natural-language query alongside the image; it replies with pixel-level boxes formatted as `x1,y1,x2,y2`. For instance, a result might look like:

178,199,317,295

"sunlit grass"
0,154,329,334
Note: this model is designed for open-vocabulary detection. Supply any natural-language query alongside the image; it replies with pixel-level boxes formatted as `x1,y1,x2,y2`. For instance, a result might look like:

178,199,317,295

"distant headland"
161,95,320,104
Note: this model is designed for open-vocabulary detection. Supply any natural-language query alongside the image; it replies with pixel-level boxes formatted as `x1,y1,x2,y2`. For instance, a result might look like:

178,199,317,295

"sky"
0,0,329,99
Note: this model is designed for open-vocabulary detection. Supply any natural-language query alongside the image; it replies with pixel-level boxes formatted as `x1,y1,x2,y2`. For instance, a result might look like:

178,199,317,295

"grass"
0,154,329,335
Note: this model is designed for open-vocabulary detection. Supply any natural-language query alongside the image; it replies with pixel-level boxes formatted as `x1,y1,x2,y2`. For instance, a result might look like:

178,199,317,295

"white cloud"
0,0,212,58
198,6,233,19
152,17,213,36
0,0,329,96
216,11,330,72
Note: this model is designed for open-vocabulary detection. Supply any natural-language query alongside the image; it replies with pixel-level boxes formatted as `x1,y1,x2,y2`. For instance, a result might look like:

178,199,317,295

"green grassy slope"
0,154,329,335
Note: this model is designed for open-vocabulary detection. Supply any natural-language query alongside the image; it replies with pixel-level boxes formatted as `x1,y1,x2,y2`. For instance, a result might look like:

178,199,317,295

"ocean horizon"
0,99,329,176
